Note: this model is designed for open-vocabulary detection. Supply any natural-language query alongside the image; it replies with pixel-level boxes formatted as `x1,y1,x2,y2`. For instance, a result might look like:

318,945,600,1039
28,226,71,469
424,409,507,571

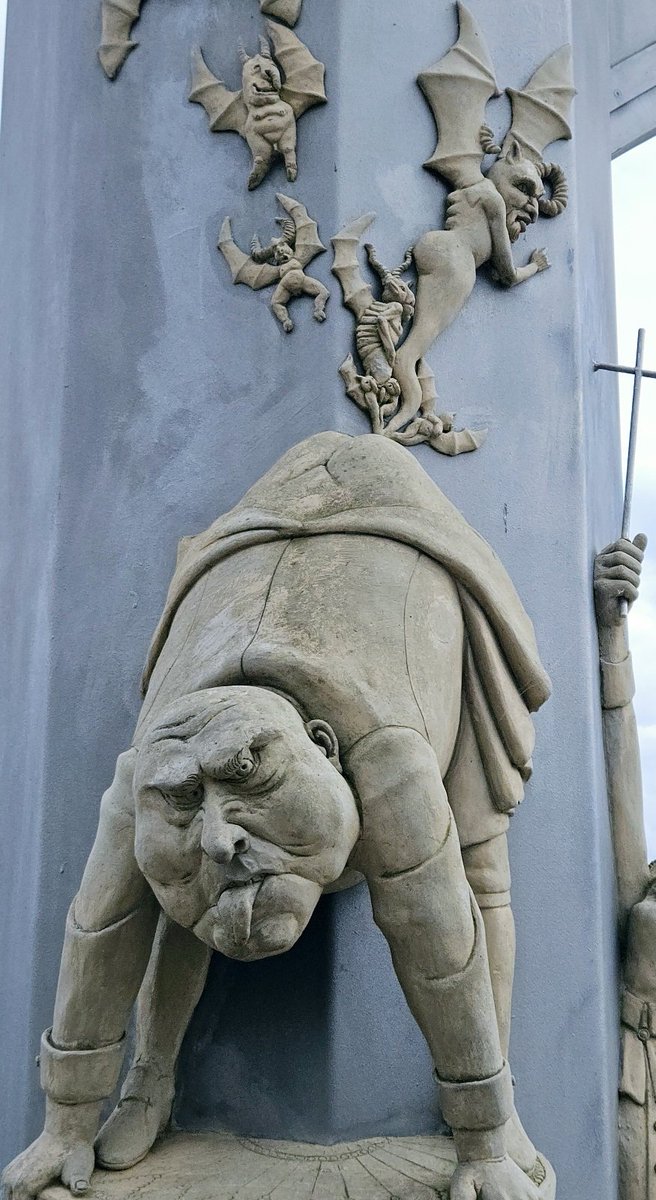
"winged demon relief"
332,214,486,457
189,22,326,190
218,193,329,332
333,2,575,455
98,0,304,80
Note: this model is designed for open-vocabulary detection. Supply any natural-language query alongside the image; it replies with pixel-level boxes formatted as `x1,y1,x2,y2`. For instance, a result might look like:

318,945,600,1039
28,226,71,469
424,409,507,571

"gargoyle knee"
461,834,511,910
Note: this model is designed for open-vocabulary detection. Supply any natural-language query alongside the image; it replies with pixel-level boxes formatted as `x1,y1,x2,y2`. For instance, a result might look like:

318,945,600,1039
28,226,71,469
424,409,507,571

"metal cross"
595,328,656,613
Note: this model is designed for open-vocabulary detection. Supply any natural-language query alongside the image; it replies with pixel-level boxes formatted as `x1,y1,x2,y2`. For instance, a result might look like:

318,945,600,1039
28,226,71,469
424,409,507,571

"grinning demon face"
242,51,283,107
133,688,360,962
487,139,545,243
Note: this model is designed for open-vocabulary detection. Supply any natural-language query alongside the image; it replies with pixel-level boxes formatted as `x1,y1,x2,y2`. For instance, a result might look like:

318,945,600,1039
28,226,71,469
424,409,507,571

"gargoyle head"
365,243,416,321
240,38,282,107
133,687,360,962
486,138,545,242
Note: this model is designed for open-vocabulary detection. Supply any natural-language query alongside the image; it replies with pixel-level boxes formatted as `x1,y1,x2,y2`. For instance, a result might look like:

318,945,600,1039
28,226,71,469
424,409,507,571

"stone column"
0,0,624,1194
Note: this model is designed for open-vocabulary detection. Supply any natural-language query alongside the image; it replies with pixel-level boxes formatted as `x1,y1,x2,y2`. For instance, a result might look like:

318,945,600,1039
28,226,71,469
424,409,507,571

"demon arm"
483,187,549,287
1,752,159,1200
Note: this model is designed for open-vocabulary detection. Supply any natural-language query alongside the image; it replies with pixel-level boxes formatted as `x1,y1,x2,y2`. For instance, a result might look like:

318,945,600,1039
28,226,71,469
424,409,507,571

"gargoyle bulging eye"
160,777,205,812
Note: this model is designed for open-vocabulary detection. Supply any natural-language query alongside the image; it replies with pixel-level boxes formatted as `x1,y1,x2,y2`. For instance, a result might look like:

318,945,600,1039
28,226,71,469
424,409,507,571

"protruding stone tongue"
214,882,260,950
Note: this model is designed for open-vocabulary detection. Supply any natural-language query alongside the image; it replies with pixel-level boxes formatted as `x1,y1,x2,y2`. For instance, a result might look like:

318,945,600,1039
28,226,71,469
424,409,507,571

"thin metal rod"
594,362,656,380
622,328,645,540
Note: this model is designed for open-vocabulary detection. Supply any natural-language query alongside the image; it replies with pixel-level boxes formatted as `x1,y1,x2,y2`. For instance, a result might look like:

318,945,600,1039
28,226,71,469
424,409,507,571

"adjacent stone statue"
2,432,554,1200
594,533,654,1200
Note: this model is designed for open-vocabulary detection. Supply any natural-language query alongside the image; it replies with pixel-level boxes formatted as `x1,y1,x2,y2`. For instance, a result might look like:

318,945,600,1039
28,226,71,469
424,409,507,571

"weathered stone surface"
40,1131,555,1200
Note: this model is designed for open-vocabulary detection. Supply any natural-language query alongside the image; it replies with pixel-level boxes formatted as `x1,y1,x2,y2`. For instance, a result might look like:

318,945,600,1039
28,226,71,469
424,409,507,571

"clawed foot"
313,308,327,323
286,164,298,182
282,319,294,333
95,1063,175,1171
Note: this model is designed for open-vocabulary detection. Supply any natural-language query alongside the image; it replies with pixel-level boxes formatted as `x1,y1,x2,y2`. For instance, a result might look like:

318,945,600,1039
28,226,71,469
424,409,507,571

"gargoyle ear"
504,137,523,165
305,720,343,773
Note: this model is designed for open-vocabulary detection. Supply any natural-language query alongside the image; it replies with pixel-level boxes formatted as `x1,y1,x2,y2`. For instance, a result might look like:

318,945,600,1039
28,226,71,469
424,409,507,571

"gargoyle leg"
301,276,329,322
277,125,298,183
271,282,295,332
388,232,476,434
345,727,504,1085
246,134,274,191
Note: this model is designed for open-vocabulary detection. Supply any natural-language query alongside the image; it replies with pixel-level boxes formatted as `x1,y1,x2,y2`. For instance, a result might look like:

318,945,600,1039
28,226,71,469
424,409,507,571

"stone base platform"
41,1131,556,1199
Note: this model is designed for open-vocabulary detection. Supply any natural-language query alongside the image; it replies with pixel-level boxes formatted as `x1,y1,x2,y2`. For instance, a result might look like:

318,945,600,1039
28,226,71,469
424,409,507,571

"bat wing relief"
189,21,326,189
98,0,305,80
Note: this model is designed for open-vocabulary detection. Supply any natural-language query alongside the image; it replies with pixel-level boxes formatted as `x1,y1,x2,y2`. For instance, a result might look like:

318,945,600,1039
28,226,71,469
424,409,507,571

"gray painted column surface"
0,0,627,1195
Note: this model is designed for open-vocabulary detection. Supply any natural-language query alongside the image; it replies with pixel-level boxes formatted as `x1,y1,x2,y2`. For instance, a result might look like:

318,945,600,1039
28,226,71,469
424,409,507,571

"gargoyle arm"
331,213,376,323
52,749,158,1049
484,193,542,289
377,316,398,364
266,21,326,119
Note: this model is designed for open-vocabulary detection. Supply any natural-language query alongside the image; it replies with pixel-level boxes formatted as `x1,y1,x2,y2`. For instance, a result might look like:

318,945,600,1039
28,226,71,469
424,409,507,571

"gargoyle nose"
201,816,251,864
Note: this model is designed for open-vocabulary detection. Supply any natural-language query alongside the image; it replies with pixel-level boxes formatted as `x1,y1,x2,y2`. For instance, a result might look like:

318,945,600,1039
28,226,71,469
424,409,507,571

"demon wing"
218,219,279,291
266,21,327,119
260,0,302,27
276,194,325,268
189,48,248,136
98,0,145,80
331,214,376,323
502,46,575,216
418,1,500,189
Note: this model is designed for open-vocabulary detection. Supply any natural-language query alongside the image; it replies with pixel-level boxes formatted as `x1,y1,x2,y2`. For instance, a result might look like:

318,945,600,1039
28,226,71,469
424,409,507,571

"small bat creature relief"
332,214,486,456
375,1,575,446
189,23,326,190
98,1,304,81
219,194,329,333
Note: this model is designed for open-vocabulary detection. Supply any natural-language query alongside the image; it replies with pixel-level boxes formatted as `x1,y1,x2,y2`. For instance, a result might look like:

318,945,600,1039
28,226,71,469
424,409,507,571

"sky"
612,139,656,860
0,5,652,852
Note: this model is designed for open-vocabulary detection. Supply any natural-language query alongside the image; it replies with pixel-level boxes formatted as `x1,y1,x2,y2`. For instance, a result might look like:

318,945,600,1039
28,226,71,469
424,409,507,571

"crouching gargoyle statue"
2,432,555,1200
343,2,574,448
98,1,305,81
189,22,326,190
219,193,329,333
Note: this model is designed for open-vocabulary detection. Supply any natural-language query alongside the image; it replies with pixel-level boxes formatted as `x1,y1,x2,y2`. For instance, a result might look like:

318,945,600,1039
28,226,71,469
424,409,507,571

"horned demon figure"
218,193,329,333
332,213,487,456
98,1,304,80
3,433,556,1200
189,22,326,190
335,3,575,451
